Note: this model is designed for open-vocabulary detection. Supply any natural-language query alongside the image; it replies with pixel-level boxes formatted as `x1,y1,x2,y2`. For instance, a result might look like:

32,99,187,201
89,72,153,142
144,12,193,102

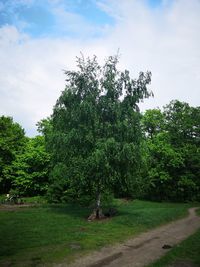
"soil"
61,207,200,267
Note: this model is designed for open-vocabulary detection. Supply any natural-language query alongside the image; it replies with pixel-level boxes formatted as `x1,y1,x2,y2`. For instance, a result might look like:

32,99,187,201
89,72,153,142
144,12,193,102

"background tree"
0,116,26,193
143,101,200,201
47,55,153,217
10,136,50,196
142,109,164,139
164,100,200,201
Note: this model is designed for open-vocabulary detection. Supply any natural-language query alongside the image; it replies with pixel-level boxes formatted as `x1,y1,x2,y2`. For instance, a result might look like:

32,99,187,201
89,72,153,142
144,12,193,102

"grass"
148,208,200,267
0,199,195,266
0,194,47,205
21,195,47,204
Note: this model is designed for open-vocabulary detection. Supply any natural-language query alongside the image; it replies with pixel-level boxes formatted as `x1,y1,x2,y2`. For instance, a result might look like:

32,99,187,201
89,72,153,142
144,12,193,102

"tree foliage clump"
142,100,200,201
0,116,50,196
47,55,152,215
10,136,50,196
0,116,26,194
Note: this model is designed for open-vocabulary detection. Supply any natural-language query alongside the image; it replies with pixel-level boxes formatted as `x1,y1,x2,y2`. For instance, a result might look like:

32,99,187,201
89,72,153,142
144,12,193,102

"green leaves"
47,55,153,204
10,136,50,196
0,116,26,193
143,101,200,201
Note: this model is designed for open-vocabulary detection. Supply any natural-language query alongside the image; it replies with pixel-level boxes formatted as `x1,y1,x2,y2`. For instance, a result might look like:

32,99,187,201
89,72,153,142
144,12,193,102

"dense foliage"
10,136,50,196
45,55,152,215
0,116,26,193
0,56,199,205
142,101,200,201
0,116,50,196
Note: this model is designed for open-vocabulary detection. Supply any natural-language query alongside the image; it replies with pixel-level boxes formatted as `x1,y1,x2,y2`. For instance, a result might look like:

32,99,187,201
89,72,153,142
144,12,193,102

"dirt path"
64,207,200,267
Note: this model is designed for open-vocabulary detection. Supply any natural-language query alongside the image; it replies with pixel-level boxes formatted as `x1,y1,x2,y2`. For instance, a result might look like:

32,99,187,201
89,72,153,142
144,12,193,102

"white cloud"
0,0,200,136
51,6,102,37
0,26,108,136
98,0,200,110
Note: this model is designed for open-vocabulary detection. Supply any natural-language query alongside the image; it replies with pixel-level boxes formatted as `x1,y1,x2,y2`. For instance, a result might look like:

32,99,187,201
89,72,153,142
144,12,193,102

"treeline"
0,56,199,206
0,117,50,196
142,102,200,201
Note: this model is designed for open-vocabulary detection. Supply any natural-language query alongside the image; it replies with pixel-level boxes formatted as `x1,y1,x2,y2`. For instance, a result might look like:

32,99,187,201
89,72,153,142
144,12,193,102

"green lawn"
148,208,200,267
0,199,194,266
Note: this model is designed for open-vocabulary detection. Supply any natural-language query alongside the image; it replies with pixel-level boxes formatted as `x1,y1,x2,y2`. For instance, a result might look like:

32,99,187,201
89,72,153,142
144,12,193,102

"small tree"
48,55,153,217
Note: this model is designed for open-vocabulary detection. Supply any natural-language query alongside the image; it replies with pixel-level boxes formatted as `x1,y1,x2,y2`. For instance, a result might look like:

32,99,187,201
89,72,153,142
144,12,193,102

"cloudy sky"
0,0,200,136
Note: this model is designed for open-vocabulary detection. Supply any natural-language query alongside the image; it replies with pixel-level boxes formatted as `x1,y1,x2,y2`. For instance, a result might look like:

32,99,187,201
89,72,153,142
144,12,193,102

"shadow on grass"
47,202,129,219
48,203,91,219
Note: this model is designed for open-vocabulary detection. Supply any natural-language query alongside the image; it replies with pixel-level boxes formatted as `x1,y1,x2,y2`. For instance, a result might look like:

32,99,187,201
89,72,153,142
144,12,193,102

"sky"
0,0,200,136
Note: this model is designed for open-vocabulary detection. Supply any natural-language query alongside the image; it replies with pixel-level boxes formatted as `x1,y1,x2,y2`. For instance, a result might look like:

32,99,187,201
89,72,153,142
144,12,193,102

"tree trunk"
95,190,101,219
88,182,104,221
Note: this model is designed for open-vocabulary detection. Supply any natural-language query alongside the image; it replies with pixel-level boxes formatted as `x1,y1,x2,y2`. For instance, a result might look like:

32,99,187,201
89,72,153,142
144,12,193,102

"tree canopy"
142,100,200,201
10,136,50,196
0,116,26,193
46,55,153,215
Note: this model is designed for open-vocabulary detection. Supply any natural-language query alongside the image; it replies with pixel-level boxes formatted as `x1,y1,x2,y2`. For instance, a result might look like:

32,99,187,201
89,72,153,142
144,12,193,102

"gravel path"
64,207,200,267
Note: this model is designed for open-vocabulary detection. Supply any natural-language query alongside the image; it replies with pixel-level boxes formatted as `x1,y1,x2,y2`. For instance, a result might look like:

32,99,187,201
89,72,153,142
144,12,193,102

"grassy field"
0,199,194,266
148,208,200,267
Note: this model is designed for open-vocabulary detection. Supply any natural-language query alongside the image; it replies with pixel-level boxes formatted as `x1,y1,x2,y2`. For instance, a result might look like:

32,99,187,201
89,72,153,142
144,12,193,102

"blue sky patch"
148,0,162,8
0,0,114,38
62,0,114,25
16,5,55,37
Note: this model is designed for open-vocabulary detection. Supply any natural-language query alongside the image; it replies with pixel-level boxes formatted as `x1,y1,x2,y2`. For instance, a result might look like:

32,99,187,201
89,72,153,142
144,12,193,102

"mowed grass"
148,208,200,267
0,199,194,266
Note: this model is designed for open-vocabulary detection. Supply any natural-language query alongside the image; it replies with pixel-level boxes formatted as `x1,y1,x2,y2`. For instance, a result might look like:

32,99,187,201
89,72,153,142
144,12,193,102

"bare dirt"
62,207,200,267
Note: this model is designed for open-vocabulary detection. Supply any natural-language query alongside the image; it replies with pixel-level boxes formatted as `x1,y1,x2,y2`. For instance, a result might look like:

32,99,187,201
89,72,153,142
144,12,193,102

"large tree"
47,55,153,217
